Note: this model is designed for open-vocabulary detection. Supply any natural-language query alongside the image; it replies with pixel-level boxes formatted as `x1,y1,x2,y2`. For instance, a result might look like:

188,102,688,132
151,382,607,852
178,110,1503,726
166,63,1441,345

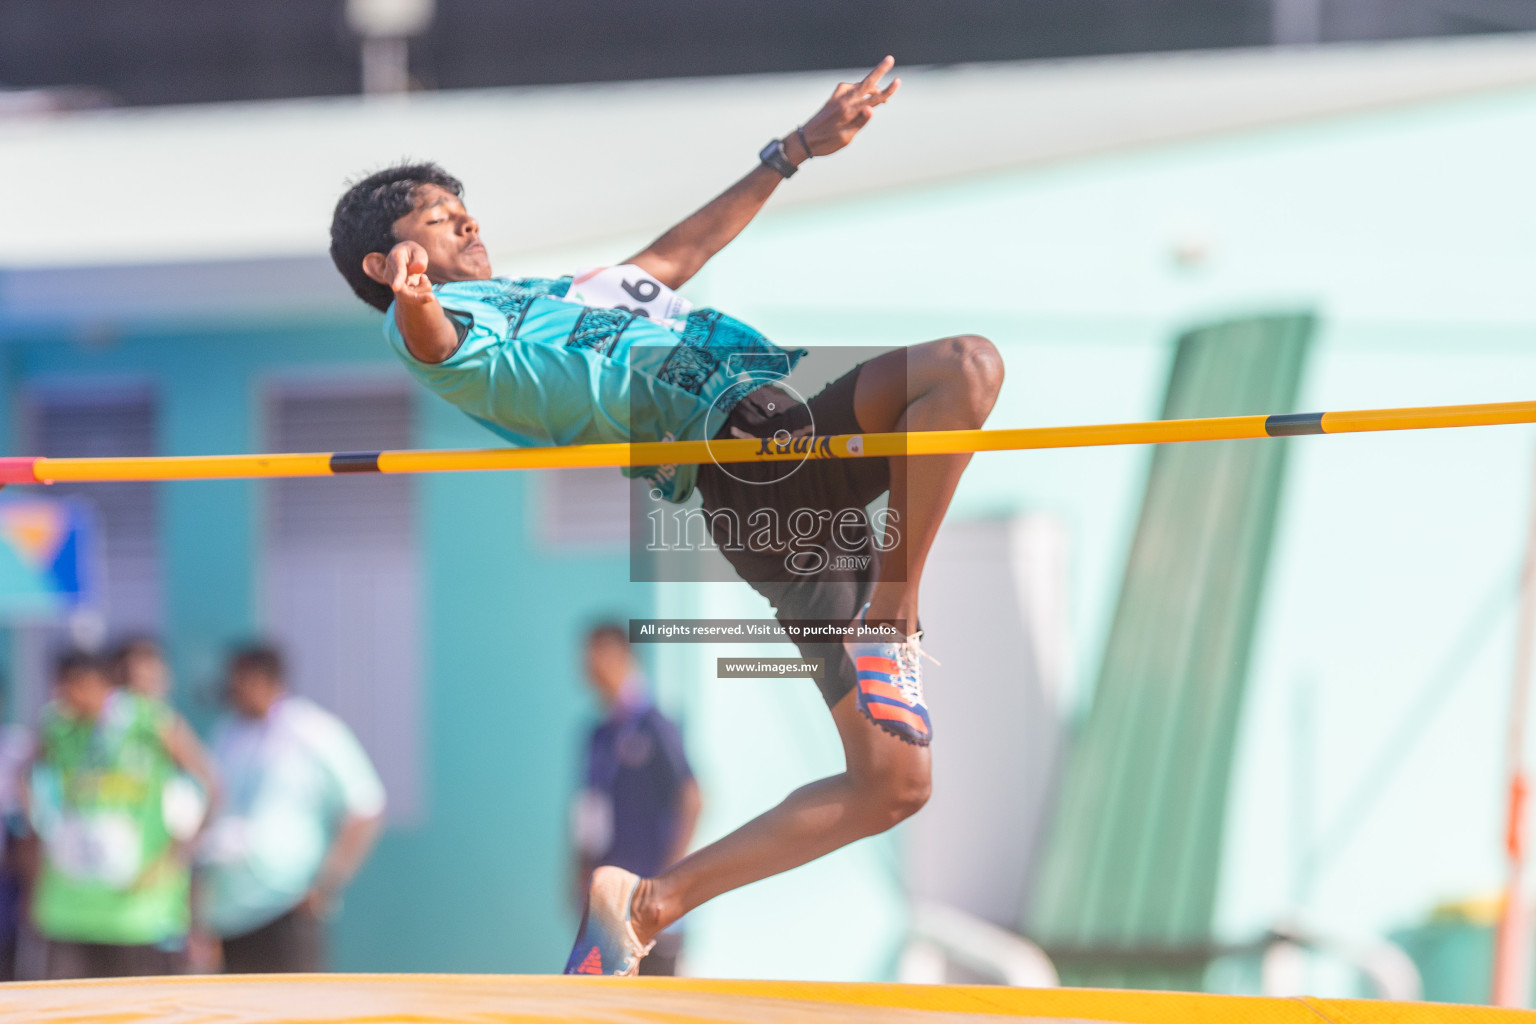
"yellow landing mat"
1,974,1533,1024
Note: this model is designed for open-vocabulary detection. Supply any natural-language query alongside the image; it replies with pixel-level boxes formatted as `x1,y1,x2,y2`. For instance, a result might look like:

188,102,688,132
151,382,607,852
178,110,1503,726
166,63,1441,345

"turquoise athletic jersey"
385,277,804,502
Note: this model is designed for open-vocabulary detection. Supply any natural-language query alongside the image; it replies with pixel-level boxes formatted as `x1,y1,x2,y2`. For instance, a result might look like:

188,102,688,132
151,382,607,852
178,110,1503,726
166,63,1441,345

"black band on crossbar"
329,452,382,473
1264,412,1325,437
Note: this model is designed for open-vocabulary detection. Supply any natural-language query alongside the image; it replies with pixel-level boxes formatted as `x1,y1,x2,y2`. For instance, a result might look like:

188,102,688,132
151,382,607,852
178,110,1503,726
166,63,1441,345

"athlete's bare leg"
850,335,1005,629
626,335,1003,943
629,689,928,941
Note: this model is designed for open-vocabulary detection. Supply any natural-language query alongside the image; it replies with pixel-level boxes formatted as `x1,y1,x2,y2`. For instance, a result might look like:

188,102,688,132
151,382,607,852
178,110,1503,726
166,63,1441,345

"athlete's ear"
362,252,390,286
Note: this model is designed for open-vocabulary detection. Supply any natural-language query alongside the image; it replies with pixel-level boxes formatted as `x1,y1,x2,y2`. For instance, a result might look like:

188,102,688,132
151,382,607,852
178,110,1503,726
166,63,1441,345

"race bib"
564,265,692,331
51,811,144,888
162,775,209,843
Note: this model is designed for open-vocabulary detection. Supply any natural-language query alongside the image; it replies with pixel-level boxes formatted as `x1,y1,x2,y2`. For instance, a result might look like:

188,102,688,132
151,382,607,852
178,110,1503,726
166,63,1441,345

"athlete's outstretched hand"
796,56,901,159
622,57,900,290
384,240,435,306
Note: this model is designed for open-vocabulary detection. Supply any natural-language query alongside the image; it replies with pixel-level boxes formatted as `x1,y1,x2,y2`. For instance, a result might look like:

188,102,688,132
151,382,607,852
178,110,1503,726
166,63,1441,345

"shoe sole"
856,697,932,747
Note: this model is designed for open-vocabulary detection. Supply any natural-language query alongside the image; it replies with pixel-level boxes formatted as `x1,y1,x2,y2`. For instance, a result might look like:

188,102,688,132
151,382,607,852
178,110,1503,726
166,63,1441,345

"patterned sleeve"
385,293,505,370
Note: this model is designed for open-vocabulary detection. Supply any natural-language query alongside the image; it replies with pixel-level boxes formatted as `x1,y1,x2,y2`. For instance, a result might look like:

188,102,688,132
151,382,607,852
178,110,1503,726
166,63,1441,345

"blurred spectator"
0,686,35,981
195,644,384,974
572,623,701,976
26,650,218,979
110,638,209,847
112,637,171,700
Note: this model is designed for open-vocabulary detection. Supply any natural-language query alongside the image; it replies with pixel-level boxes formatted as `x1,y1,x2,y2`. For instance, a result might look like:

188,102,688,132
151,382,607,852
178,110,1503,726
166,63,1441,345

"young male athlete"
329,57,1004,975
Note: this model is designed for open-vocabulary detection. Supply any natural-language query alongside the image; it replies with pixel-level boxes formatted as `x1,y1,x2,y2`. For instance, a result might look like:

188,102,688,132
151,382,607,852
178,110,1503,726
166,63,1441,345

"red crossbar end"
0,458,41,485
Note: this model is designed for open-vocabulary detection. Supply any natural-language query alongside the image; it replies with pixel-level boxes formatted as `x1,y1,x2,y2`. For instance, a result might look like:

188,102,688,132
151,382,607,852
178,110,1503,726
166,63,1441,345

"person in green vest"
25,650,218,979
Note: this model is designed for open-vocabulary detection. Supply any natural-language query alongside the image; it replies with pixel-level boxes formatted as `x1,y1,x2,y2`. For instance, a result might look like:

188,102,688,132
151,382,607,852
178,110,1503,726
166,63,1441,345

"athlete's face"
390,184,493,283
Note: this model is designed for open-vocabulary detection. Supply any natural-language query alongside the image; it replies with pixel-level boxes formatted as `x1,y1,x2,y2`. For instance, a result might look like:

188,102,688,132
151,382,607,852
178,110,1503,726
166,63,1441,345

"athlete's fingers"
855,77,898,110
858,55,895,92
403,241,430,274
401,273,432,300
388,244,413,290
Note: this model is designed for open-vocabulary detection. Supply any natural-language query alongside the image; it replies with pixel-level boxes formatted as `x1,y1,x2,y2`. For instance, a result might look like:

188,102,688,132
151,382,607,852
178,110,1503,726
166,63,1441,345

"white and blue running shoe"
847,605,935,746
563,866,654,976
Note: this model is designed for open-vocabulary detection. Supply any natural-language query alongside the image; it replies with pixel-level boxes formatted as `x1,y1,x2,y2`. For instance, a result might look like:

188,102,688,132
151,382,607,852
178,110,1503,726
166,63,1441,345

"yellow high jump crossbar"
0,398,1532,485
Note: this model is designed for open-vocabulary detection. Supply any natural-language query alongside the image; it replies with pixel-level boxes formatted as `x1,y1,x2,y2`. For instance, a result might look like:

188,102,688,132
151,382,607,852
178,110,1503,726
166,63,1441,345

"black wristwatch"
759,138,798,178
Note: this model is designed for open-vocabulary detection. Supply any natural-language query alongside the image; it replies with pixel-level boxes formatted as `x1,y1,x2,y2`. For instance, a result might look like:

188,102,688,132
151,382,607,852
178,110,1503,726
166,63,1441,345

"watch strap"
758,139,797,178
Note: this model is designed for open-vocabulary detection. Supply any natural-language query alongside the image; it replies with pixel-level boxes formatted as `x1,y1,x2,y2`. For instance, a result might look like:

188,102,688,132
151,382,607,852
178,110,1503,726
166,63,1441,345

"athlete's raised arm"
627,56,901,290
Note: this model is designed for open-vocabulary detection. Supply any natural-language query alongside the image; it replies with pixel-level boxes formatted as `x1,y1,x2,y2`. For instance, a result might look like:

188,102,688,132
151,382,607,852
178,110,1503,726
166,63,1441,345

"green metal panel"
1029,312,1316,989
1392,916,1495,1006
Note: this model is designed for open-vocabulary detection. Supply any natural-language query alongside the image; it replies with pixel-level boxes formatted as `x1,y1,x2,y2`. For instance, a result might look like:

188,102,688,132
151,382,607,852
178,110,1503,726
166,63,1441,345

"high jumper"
328,55,1001,976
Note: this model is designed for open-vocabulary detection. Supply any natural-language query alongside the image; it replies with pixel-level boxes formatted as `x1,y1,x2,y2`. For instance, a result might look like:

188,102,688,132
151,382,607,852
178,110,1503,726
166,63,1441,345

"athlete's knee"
857,753,932,834
956,334,1005,399
941,334,1004,421
890,758,933,822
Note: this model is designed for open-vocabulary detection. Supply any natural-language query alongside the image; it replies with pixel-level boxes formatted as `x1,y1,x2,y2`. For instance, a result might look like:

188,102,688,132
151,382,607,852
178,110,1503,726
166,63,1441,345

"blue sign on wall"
0,497,98,619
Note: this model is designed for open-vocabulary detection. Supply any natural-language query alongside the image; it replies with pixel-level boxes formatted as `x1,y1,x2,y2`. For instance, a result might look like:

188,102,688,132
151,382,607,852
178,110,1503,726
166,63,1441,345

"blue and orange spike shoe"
563,865,655,976
847,605,936,747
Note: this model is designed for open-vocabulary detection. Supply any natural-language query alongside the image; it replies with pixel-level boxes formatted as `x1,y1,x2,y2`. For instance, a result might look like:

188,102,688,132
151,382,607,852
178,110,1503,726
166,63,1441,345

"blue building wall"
0,321,655,973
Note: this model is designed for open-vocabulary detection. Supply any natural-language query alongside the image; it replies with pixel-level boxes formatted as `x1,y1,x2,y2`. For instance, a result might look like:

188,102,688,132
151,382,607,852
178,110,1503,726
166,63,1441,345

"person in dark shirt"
573,624,701,976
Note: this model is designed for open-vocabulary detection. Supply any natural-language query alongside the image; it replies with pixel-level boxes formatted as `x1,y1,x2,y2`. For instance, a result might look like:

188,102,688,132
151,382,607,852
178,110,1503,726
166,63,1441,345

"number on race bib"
563,265,693,330
622,278,661,303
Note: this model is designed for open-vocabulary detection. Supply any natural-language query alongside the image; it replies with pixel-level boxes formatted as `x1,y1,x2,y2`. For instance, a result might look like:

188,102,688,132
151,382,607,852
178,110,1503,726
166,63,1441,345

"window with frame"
15,388,161,719
262,384,422,824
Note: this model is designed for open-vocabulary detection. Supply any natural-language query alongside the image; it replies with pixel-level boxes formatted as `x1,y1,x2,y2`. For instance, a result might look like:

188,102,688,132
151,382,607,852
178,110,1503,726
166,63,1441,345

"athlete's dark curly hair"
330,162,464,312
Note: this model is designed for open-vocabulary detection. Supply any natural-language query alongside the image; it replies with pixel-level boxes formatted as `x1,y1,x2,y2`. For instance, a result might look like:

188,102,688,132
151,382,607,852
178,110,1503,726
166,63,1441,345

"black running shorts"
695,365,892,707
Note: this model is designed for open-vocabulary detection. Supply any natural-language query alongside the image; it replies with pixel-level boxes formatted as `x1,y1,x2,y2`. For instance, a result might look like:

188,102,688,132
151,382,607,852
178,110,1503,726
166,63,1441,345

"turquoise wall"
335,394,654,972
0,322,653,973
0,318,903,981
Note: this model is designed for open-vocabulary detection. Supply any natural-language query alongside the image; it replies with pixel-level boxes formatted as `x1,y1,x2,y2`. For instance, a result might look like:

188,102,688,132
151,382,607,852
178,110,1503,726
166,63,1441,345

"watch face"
759,139,794,176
